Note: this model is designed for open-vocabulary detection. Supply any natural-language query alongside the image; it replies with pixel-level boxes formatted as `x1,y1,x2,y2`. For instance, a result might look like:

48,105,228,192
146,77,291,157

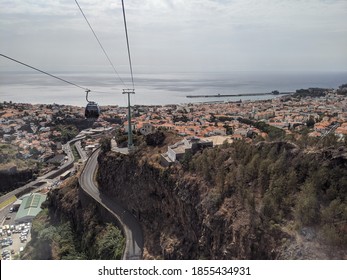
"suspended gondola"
85,89,100,119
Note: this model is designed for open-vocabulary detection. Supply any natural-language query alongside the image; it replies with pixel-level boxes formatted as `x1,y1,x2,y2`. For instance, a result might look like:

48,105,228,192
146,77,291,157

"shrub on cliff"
96,223,125,259
145,131,166,147
100,137,111,153
25,178,125,260
188,141,347,248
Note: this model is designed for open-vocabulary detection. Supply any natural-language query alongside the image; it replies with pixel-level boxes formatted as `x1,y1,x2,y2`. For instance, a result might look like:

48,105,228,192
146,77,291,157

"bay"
0,70,346,107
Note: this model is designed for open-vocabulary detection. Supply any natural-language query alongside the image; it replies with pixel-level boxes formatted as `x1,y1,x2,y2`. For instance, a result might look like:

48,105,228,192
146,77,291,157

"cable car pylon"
122,89,135,150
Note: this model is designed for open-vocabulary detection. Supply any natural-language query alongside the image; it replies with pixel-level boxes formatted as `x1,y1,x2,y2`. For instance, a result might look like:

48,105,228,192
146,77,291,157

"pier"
186,92,294,98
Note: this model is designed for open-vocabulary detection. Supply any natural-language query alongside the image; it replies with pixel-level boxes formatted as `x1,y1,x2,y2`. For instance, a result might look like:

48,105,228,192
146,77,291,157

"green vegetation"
238,118,286,140
50,124,79,143
114,129,144,148
23,208,86,259
337,83,347,95
210,114,234,122
100,137,112,153
103,115,123,124
0,144,16,166
0,144,35,169
24,178,125,260
71,144,81,162
96,224,124,259
145,131,166,146
173,114,189,123
188,141,347,247
297,130,344,149
223,124,233,135
305,116,315,128
293,88,327,98
114,128,128,148
0,144,37,194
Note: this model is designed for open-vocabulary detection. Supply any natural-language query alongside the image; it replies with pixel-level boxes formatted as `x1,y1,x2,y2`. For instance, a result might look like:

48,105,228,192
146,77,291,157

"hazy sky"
1,0,347,74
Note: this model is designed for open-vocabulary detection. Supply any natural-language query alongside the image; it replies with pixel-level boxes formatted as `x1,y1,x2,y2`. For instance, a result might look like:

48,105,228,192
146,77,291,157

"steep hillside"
23,176,124,260
0,143,38,194
0,168,36,195
97,141,347,259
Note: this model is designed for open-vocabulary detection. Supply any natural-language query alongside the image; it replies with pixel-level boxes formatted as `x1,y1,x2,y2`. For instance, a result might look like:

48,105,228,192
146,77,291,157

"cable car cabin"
85,101,100,119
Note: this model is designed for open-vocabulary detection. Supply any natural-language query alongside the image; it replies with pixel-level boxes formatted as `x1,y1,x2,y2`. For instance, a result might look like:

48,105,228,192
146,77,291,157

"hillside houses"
116,92,347,144
1,88,347,172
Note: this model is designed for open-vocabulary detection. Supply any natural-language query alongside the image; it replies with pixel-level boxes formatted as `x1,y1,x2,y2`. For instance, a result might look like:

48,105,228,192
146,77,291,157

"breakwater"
186,92,294,98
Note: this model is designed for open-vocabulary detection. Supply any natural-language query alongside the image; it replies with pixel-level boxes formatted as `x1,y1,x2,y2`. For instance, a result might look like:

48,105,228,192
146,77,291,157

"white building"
139,123,155,135
161,137,213,166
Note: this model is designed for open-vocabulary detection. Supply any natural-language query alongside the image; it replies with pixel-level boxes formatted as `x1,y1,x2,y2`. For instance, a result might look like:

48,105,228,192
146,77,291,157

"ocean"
0,70,346,107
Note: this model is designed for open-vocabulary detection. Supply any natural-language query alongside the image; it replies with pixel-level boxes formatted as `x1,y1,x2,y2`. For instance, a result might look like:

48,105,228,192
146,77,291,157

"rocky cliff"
0,167,36,194
97,142,347,260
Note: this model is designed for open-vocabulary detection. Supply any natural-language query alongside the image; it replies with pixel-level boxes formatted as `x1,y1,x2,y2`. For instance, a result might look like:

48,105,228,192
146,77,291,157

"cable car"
85,101,100,119
84,90,100,119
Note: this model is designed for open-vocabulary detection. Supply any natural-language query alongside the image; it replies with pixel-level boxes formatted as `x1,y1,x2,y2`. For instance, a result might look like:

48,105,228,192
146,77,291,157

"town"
1,87,347,168
0,86,346,185
1,85,347,260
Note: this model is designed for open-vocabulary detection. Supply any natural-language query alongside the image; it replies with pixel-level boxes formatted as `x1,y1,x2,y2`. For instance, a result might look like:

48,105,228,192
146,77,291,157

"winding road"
0,132,143,260
79,149,143,260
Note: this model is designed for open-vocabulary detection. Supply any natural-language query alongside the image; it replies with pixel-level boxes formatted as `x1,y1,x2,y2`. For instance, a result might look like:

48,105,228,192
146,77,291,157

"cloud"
0,0,346,72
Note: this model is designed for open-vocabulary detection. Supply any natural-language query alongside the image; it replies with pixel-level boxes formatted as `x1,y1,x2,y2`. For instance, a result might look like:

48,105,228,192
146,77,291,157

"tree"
50,125,79,143
145,131,166,146
100,137,111,153
96,224,124,259
29,147,41,157
181,150,193,171
295,182,320,226
306,116,315,128
173,115,189,123
223,124,233,135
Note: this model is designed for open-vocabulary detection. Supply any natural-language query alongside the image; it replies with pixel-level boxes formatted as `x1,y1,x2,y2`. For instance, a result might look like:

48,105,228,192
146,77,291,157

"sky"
1,0,347,75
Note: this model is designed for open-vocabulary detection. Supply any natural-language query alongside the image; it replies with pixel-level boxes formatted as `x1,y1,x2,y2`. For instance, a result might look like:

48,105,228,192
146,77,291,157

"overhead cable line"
0,53,88,91
0,53,117,95
120,0,135,149
121,0,135,90
92,89,121,94
74,0,126,87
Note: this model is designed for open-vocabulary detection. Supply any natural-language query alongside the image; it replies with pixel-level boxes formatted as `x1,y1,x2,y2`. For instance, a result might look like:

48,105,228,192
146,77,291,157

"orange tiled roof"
335,127,347,135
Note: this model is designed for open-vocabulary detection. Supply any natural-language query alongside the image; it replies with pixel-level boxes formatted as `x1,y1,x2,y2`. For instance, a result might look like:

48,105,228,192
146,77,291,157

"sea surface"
0,70,346,107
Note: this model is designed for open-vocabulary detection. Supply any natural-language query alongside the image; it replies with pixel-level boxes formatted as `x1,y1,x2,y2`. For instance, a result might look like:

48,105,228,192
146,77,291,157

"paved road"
79,149,143,260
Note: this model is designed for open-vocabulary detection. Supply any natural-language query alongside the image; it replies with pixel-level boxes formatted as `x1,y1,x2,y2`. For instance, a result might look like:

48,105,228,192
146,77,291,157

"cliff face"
0,168,36,194
97,142,347,260
97,152,279,259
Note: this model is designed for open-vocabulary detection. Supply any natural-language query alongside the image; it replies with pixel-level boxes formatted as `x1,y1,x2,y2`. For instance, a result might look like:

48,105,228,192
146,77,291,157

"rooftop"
15,193,47,223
